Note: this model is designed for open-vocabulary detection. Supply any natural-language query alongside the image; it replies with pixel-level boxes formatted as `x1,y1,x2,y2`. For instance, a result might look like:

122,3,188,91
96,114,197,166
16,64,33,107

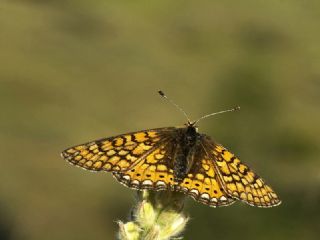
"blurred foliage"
0,0,320,239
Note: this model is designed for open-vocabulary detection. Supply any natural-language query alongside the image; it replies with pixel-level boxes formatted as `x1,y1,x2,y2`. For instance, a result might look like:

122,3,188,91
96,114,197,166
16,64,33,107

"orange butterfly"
61,91,281,208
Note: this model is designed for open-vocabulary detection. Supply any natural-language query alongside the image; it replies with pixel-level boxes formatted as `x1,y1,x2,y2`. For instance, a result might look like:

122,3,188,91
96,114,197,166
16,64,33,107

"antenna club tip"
158,90,165,97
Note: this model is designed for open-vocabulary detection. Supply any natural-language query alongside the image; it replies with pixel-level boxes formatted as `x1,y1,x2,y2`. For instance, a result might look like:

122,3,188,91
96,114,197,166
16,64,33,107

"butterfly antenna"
158,90,192,123
194,106,240,125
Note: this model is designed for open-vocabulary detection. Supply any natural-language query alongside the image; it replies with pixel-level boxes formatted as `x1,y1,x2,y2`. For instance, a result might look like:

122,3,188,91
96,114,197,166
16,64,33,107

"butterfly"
61,91,281,208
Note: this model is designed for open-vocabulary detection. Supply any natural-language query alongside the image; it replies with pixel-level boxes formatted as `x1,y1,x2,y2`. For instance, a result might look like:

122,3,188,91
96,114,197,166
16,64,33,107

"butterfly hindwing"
61,127,175,172
203,137,281,207
113,142,176,190
175,153,236,207
114,139,235,207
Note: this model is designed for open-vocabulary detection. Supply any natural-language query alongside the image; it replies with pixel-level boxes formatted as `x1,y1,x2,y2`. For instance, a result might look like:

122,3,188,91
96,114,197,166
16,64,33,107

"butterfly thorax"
173,125,200,183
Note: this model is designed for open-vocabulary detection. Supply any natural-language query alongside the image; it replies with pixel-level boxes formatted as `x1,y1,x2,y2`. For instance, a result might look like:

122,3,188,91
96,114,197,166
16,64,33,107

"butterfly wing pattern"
62,125,281,208
202,136,281,207
113,132,236,207
172,146,236,207
61,127,175,172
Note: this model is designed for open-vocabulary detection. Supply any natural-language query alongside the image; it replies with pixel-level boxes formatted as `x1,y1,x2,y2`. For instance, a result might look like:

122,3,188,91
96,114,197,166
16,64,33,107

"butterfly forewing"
61,127,175,172
202,137,281,207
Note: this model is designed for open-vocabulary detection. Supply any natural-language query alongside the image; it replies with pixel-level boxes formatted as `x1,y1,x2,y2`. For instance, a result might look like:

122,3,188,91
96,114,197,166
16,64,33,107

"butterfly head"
185,120,199,132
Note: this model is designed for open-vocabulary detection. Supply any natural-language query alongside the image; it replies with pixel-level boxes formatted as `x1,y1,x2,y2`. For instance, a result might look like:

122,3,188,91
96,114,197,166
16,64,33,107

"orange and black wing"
61,127,175,172
113,140,176,190
174,148,236,207
202,136,281,207
113,136,235,207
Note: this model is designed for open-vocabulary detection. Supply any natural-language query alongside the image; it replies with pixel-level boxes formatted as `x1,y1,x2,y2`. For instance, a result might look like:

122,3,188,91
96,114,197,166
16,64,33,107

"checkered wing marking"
61,128,175,172
175,153,236,207
113,142,175,190
114,140,235,207
204,138,281,207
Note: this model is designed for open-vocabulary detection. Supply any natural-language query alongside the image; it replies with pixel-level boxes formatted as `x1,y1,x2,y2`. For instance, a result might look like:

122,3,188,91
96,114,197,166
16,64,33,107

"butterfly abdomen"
173,152,188,182
173,126,199,182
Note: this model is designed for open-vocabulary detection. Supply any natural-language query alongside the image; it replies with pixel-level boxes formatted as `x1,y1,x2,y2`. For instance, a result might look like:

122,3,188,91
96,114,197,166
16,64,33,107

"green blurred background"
1,0,319,239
